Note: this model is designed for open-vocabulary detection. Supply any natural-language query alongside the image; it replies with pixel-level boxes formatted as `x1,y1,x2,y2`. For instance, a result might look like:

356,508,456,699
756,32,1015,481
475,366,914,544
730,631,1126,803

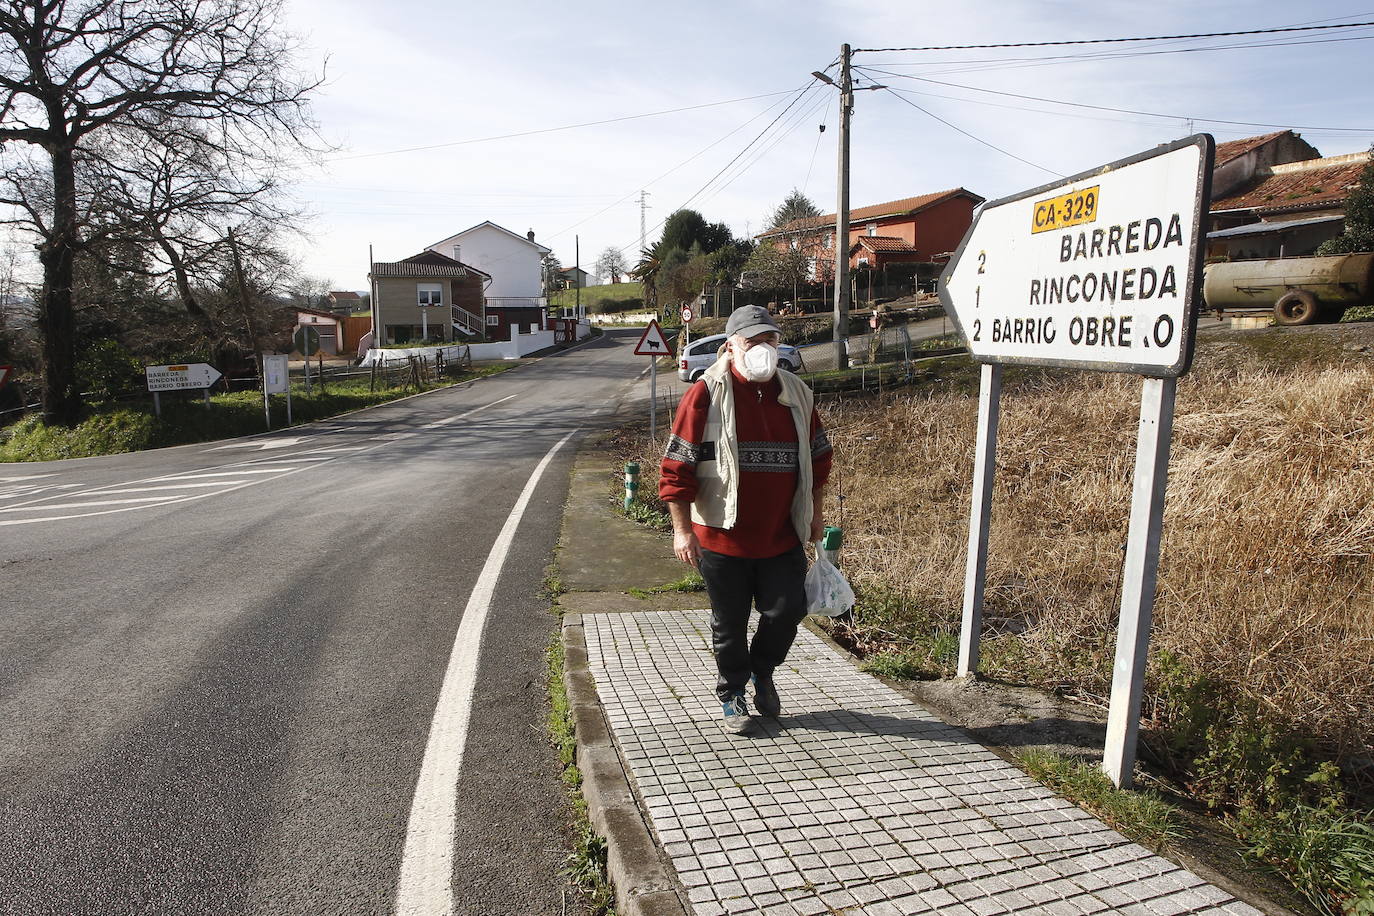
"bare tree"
594,246,628,284
0,0,322,424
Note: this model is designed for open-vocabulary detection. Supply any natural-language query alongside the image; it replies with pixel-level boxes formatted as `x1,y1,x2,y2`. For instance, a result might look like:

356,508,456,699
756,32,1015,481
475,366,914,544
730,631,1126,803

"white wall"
429,224,544,299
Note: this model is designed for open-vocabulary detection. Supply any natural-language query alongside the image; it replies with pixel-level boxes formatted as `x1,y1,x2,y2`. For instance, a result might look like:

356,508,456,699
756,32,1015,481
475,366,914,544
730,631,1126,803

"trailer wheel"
1274,290,1321,326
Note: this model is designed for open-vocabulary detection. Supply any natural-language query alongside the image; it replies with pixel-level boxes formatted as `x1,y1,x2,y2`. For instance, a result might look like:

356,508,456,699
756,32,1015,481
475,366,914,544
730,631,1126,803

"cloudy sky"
279,0,1374,292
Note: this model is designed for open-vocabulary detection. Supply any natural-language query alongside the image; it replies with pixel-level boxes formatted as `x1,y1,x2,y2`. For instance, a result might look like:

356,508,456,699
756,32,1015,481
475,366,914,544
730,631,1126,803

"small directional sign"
940,135,1213,378
0,365,10,388
633,319,672,356
145,362,223,392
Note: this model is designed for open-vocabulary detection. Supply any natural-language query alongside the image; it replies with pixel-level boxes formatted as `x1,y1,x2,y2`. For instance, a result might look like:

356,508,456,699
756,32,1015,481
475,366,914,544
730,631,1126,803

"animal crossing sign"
940,135,1211,378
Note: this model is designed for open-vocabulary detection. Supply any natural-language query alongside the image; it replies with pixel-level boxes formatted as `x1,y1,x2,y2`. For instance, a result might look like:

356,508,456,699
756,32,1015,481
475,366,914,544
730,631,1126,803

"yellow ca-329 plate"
1031,185,1099,234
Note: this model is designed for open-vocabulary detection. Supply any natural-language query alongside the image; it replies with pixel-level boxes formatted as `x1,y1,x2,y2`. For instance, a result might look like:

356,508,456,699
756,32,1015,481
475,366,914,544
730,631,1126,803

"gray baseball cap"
725,305,781,339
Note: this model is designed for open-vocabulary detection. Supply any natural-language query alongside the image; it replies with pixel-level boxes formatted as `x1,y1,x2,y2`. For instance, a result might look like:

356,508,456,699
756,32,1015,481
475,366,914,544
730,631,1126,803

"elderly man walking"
660,306,832,734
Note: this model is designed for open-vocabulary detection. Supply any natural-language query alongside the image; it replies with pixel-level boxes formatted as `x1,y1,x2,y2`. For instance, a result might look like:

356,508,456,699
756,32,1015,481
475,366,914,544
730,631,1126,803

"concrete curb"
561,613,689,916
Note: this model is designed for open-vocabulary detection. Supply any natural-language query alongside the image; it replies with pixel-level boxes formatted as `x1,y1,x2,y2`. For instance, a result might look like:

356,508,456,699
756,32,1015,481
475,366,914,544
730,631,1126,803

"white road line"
0,474,56,482
394,430,576,916
93,482,255,494
150,469,299,481
0,495,182,512
421,394,516,430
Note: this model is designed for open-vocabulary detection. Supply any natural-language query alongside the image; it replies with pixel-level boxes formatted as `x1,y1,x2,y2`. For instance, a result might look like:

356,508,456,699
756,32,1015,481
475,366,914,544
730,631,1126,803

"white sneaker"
721,692,752,734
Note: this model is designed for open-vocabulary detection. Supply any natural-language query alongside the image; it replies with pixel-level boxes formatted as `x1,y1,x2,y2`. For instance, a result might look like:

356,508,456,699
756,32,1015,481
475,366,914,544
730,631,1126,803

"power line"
326,89,801,162
854,20,1374,53
541,87,805,245
614,80,827,255
881,87,1062,177
860,33,1374,80
693,89,832,213
860,68,1374,133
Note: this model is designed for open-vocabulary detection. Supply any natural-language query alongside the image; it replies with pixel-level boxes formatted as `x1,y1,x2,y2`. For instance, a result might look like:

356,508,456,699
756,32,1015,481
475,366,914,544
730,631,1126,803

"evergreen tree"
1317,147,1374,255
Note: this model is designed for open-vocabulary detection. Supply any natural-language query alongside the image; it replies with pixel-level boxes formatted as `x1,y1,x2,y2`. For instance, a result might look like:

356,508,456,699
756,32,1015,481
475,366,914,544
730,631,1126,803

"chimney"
527,229,536,242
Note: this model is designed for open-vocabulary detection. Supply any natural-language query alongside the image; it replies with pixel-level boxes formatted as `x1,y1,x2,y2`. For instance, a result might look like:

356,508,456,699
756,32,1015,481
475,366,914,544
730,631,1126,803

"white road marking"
0,496,182,512
394,430,576,916
4,396,515,526
209,437,313,451
0,474,57,482
421,394,516,429
95,482,255,494
150,469,299,480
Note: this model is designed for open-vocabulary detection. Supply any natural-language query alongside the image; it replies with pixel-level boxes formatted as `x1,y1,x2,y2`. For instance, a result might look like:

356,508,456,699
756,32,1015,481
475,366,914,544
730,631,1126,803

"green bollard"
624,461,640,511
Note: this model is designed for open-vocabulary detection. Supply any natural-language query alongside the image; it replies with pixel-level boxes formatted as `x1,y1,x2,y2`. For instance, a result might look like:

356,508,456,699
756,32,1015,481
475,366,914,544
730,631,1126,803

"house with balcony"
756,189,984,296
425,221,552,337
368,251,489,346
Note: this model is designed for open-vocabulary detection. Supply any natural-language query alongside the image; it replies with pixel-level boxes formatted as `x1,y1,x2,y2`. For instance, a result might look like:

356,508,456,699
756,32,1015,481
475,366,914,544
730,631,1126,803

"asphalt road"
0,331,644,915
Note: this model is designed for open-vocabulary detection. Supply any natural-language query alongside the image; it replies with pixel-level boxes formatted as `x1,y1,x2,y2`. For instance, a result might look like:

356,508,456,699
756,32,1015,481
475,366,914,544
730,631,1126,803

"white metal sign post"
939,135,1213,788
634,319,673,441
262,353,291,427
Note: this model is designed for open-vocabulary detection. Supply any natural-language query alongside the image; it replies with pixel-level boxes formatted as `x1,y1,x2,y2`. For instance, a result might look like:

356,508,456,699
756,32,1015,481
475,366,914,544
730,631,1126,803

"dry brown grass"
820,340,1374,764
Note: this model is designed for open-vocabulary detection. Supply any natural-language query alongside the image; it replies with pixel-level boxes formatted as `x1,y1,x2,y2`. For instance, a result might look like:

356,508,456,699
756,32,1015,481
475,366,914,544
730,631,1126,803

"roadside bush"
76,339,143,403
0,409,156,460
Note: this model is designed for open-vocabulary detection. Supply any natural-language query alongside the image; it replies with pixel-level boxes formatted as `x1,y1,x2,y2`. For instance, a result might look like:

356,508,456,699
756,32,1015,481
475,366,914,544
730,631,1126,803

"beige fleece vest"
690,355,815,543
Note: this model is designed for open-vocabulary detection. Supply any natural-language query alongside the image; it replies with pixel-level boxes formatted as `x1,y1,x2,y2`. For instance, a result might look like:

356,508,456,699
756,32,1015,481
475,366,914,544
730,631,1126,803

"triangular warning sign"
633,319,673,356
0,365,10,388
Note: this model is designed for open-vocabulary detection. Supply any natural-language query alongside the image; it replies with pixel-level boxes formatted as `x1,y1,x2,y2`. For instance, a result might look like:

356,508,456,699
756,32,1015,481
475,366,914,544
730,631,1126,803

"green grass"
550,281,645,314
620,499,670,531
1016,749,1186,851
1231,805,1374,916
546,637,617,916
0,367,511,462
627,570,705,599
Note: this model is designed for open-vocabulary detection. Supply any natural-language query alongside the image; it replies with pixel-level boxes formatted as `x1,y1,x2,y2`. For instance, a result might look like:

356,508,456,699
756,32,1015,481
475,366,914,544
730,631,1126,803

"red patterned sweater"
659,367,832,558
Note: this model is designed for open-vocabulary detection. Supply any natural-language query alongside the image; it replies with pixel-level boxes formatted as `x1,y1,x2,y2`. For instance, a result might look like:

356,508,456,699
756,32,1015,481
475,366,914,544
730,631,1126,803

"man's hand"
673,528,701,568
667,501,700,567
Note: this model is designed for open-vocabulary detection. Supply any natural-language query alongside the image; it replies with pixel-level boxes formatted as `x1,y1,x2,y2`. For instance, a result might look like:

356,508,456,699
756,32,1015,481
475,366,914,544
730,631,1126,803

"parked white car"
677,334,804,382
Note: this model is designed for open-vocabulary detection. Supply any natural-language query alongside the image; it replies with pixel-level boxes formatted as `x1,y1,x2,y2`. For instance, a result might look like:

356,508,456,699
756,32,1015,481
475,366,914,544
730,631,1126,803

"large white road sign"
145,362,223,391
940,135,1213,378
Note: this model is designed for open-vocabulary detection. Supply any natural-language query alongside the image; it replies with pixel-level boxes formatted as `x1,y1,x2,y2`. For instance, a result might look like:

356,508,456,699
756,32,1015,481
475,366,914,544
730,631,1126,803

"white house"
426,221,551,303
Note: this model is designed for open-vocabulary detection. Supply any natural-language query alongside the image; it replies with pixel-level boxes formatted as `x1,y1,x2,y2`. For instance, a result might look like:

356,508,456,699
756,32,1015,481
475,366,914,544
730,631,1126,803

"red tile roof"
854,236,917,252
760,188,983,237
1211,153,1369,214
1214,131,1290,165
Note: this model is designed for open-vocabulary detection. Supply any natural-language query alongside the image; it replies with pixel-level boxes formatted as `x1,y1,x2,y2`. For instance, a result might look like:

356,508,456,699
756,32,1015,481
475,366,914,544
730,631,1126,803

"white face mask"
735,341,778,382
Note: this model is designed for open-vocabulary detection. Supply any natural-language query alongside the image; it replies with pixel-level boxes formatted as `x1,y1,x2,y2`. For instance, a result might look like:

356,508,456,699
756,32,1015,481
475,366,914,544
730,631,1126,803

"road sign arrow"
145,362,224,391
939,135,1212,378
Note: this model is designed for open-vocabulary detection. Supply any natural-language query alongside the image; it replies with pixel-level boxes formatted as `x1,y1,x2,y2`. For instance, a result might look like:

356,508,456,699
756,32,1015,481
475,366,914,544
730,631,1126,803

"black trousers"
698,544,808,702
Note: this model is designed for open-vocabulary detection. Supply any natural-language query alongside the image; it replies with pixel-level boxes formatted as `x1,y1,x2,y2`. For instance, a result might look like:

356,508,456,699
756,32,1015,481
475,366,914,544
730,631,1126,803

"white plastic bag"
805,542,855,617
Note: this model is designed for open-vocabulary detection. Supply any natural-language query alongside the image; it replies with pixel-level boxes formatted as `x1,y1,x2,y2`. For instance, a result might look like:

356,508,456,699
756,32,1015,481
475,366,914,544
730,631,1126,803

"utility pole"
575,235,581,321
638,190,651,254
832,44,853,368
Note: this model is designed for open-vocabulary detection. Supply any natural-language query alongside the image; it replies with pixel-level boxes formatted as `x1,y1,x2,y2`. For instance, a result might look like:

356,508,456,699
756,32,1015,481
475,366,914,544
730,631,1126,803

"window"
486,315,500,326
417,282,442,307
824,233,833,250
867,223,878,237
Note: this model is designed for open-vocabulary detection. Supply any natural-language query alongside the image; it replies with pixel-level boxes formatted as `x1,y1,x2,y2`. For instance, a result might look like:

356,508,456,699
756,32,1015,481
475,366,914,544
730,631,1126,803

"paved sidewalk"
580,609,1266,916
